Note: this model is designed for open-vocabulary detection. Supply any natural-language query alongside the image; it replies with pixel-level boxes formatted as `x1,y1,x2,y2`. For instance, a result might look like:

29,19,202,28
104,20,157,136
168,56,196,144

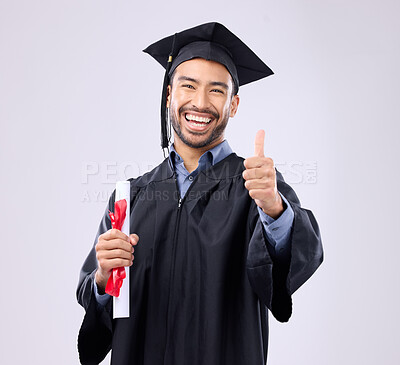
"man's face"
167,58,239,149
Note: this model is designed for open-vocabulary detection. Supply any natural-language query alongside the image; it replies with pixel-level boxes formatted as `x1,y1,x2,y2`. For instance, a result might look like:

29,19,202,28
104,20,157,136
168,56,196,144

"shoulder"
203,152,245,181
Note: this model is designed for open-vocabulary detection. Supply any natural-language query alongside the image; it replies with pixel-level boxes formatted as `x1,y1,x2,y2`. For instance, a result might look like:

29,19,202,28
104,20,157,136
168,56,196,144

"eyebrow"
177,76,229,90
209,81,229,90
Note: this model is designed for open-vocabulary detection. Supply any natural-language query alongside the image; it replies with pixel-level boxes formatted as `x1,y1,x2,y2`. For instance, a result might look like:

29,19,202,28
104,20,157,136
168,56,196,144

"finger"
101,229,130,242
254,129,265,157
248,188,277,202
96,238,133,253
99,258,133,272
244,178,275,191
243,156,274,169
242,167,273,181
97,248,134,261
130,234,139,246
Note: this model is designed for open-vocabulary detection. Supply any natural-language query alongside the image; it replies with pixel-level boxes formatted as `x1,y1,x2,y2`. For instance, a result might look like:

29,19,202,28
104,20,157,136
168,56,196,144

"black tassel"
160,33,177,150
160,70,170,150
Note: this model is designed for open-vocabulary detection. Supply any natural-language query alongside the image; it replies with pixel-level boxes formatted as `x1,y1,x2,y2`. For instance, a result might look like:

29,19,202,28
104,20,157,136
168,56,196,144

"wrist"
261,194,284,219
95,270,109,295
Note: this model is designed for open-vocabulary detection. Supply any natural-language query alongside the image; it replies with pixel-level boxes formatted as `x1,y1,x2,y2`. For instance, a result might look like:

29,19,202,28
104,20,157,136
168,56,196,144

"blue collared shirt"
94,140,294,305
169,140,233,199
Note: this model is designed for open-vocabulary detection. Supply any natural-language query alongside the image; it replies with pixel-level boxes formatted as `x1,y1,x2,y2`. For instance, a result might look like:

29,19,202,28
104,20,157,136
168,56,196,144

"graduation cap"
143,22,274,150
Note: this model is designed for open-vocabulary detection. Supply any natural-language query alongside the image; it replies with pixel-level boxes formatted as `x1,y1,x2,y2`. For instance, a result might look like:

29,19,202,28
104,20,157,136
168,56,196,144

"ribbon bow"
105,199,128,297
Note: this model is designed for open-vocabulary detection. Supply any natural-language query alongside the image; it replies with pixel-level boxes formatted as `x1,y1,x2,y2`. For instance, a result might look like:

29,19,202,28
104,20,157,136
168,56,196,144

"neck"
173,136,224,173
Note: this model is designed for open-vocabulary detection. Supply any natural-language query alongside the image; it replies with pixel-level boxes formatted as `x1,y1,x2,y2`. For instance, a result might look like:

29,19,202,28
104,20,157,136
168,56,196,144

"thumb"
130,233,139,245
254,129,265,157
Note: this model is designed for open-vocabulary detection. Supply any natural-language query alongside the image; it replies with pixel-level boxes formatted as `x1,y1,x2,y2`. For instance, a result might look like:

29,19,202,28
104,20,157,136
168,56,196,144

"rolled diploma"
113,181,130,318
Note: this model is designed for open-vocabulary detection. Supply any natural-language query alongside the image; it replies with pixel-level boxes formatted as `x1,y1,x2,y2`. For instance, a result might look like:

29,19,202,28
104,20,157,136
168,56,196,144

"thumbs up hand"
242,130,284,219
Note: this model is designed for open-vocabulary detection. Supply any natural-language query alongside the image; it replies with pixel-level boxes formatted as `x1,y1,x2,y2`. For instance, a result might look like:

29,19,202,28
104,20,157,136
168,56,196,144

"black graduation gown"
76,153,323,365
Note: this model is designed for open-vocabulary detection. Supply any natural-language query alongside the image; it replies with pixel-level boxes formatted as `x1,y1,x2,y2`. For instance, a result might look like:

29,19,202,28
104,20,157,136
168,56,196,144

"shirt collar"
169,140,233,169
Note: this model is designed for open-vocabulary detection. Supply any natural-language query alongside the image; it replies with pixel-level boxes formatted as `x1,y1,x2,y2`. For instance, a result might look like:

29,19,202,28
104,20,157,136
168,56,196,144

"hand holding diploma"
95,230,139,294
243,129,284,219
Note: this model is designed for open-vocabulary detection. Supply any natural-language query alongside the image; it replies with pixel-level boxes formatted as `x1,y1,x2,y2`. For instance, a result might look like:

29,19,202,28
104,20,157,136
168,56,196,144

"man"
77,22,323,365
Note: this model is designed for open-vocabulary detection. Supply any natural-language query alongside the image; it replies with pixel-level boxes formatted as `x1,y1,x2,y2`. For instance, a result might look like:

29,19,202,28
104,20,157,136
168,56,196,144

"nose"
191,88,210,110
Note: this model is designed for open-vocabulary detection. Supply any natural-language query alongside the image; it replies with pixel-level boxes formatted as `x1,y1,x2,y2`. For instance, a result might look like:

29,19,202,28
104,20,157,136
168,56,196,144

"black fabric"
76,153,323,365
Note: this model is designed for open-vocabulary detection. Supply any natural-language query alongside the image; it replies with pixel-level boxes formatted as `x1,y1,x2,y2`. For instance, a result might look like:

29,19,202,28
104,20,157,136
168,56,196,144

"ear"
229,94,240,118
166,85,172,108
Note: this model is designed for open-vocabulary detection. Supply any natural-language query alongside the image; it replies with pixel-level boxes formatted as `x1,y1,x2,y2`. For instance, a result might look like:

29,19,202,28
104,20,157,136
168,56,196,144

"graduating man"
77,22,323,365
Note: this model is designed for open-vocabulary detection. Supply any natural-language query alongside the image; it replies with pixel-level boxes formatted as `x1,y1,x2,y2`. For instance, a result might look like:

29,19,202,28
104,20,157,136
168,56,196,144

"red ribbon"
105,199,128,297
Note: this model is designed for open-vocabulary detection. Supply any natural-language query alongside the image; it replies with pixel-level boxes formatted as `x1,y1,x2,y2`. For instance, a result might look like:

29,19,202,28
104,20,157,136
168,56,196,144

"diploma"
113,181,130,318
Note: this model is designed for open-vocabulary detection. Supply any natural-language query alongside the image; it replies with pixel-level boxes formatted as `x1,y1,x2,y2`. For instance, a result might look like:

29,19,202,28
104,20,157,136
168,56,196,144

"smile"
185,113,212,125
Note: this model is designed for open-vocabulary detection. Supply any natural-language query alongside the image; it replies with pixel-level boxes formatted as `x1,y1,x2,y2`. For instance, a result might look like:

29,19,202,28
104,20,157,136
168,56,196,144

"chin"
182,136,213,149
171,111,228,149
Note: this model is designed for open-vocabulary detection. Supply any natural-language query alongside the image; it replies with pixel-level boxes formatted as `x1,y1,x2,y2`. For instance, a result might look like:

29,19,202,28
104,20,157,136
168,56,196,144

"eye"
211,89,224,94
182,84,195,89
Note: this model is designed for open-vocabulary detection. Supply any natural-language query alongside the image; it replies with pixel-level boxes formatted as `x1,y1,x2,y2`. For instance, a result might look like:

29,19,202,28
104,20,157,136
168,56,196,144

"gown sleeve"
246,170,323,322
77,181,140,364
76,190,115,365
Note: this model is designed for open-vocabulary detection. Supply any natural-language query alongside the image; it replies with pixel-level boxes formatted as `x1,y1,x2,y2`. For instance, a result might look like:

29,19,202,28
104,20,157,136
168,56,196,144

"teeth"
186,114,211,123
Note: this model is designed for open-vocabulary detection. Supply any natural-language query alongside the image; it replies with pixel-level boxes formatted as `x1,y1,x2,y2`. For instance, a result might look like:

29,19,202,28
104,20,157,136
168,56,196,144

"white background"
1,0,399,364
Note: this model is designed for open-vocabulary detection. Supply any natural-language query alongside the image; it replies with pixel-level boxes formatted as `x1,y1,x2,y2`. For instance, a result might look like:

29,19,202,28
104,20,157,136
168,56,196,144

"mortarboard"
143,22,274,150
